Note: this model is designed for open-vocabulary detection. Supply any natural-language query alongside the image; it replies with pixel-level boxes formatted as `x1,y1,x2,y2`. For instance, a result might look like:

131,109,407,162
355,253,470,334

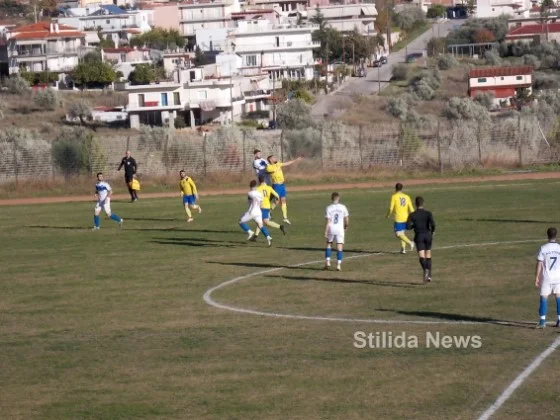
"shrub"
34,88,59,110
387,96,410,120
484,50,502,65
437,54,457,70
392,63,408,81
276,99,313,130
474,91,495,110
283,126,322,158
400,125,422,161
5,76,30,94
139,126,167,151
522,54,540,70
410,79,435,100
0,127,51,177
427,37,447,57
442,97,490,120
52,127,107,176
67,100,92,124
174,115,187,129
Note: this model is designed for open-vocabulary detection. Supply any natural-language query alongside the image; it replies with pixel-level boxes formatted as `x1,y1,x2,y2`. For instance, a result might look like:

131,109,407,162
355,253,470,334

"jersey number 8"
333,214,339,224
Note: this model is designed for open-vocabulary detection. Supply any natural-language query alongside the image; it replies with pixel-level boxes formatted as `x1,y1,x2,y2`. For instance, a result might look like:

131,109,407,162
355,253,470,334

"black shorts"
125,174,134,183
414,233,432,251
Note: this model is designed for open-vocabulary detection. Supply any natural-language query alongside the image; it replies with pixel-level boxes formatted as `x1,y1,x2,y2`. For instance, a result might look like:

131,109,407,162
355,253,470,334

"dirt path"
1,172,559,206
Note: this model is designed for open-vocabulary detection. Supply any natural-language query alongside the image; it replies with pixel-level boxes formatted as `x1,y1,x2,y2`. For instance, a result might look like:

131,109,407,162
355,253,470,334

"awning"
85,32,100,44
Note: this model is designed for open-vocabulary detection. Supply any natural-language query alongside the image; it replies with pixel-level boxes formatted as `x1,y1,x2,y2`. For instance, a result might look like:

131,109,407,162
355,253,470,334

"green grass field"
2,179,560,419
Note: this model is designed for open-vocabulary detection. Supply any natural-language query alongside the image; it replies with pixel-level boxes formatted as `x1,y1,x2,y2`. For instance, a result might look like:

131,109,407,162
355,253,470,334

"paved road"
311,19,464,117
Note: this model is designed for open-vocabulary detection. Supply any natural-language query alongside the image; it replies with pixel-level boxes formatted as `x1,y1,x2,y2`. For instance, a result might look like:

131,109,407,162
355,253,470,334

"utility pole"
34,3,38,24
352,42,355,74
342,36,345,64
377,64,381,94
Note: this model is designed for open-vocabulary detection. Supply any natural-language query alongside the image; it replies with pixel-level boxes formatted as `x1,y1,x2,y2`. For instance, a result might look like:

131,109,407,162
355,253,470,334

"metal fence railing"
0,115,558,186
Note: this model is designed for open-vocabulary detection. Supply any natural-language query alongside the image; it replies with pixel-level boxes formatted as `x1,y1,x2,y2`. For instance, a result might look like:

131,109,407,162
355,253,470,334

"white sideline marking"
477,336,560,420
202,239,542,325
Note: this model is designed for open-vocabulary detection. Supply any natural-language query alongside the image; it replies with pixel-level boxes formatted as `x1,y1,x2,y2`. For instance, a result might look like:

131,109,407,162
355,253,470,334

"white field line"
477,335,560,420
202,239,543,325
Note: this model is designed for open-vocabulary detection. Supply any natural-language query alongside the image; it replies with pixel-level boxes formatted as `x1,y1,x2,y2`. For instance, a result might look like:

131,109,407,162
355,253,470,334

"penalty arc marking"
202,238,560,420
203,239,542,325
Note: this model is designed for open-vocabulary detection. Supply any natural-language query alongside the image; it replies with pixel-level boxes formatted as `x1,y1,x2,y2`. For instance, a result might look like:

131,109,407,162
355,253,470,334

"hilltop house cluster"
0,0,554,128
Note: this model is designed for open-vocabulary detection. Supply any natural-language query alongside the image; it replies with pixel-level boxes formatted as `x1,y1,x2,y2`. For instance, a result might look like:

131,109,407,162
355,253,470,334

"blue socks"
94,215,100,227
539,296,548,319
337,250,343,263
557,297,560,318
110,213,121,223
240,223,250,232
325,248,332,259
260,226,270,237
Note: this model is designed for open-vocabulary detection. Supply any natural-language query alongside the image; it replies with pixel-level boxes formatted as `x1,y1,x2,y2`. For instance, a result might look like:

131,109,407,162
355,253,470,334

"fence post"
518,115,523,166
437,121,443,175
398,122,403,167
358,125,364,170
242,130,246,171
164,132,169,176
202,133,207,177
88,139,93,175
477,124,483,165
13,142,18,187
126,136,130,151
280,129,284,162
320,124,324,169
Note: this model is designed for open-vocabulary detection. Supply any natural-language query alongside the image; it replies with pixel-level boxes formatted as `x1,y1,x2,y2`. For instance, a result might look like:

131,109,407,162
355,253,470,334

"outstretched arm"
281,157,303,168
117,158,124,171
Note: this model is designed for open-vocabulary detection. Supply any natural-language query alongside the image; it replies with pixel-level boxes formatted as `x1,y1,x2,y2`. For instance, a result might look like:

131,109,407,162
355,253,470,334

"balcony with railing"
235,41,320,53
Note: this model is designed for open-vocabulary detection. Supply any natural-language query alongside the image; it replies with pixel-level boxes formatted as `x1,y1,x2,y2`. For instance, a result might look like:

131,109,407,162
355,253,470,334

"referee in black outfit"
406,196,436,283
118,150,138,202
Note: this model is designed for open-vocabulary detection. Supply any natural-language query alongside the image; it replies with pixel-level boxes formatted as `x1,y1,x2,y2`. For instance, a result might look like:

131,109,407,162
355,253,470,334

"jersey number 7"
551,257,558,270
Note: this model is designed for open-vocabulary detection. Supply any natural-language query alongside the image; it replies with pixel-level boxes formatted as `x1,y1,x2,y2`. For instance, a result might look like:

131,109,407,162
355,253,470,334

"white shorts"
540,281,560,296
240,211,262,225
95,199,111,215
327,231,345,244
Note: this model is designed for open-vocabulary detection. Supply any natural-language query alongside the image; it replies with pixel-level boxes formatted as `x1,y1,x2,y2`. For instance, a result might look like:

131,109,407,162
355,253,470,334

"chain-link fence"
0,115,558,186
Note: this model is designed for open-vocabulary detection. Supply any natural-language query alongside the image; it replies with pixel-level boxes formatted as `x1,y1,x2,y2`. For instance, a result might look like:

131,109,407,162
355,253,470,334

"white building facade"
123,66,271,129
309,4,377,37
475,0,532,18
227,20,320,84
57,5,153,47
2,22,87,75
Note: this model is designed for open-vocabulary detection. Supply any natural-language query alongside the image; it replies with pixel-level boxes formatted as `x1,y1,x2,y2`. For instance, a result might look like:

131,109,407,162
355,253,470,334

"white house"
102,47,152,79
1,22,87,76
475,0,532,18
309,4,377,37
123,66,271,129
57,5,153,48
468,65,532,106
225,19,320,85
179,0,241,49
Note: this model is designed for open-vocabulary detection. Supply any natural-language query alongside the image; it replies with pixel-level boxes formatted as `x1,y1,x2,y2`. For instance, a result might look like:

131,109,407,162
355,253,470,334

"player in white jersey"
252,149,270,183
92,172,123,230
324,192,349,271
535,227,560,328
239,180,272,246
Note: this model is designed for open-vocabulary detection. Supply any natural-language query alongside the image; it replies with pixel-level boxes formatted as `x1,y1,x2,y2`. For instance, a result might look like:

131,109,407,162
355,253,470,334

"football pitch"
1,179,560,419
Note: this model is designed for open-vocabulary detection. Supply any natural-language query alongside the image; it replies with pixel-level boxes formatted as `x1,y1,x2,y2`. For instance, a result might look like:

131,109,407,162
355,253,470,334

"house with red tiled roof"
505,22,560,43
468,66,532,107
101,46,153,78
1,22,87,77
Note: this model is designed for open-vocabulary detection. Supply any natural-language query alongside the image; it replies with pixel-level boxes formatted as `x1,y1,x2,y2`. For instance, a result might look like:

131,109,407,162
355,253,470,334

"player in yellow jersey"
266,155,303,225
250,175,287,241
179,170,202,222
386,182,415,254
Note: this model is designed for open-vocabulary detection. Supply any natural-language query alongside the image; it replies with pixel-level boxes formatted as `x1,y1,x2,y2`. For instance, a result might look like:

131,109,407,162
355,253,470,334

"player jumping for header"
92,172,123,230
179,170,202,222
239,180,273,247
535,227,560,328
266,155,303,225
324,192,349,271
250,175,286,241
387,182,415,254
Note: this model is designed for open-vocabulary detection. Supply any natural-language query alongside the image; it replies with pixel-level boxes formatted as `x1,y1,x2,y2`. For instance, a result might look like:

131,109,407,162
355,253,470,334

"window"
500,76,504,80
275,36,280,47
477,78,487,83
106,20,110,24
516,76,523,80
138,94,145,107
161,93,168,106
245,55,257,67
197,90,207,99
173,92,181,105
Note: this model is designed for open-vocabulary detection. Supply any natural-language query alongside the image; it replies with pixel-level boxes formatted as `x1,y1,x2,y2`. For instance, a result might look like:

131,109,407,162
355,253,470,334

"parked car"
372,59,383,67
